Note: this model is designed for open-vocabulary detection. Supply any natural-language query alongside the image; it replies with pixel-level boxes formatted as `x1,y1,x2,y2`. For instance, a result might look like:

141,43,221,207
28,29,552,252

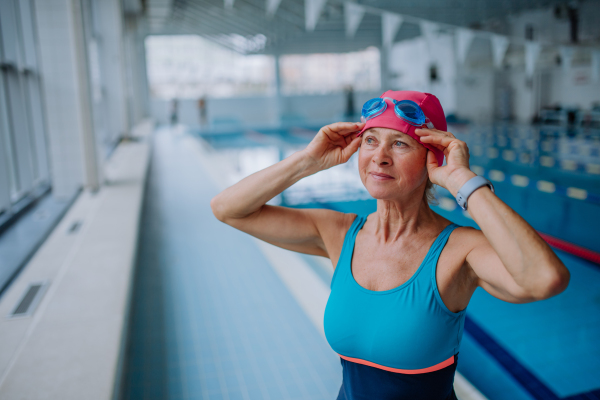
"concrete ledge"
0,123,152,399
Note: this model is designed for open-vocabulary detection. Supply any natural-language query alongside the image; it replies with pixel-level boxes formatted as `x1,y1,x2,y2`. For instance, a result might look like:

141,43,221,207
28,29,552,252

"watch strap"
456,176,494,211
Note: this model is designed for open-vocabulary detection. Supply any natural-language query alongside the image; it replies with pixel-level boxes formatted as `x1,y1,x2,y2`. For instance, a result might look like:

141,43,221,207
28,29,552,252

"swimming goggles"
361,97,435,129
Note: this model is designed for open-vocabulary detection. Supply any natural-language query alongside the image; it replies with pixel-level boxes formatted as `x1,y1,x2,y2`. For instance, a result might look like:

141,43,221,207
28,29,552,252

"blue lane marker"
465,316,600,400
465,316,558,400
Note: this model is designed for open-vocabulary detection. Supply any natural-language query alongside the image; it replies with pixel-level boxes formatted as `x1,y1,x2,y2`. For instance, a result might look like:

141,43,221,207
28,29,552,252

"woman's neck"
373,196,437,243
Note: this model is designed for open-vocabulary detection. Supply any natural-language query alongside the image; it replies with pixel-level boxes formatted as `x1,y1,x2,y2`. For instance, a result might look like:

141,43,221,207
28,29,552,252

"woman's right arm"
210,121,364,258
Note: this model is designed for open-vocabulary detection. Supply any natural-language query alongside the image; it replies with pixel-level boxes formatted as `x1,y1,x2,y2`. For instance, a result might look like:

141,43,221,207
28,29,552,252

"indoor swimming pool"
122,124,600,400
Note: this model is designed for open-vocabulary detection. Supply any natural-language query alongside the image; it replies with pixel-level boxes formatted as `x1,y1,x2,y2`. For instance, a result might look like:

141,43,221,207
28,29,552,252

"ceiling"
144,0,583,54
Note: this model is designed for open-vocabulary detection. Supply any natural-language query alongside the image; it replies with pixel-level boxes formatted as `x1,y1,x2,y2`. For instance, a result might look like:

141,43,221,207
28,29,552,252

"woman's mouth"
369,172,394,180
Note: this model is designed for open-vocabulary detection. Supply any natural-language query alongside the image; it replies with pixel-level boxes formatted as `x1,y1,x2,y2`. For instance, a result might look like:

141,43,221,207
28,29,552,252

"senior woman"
210,90,570,400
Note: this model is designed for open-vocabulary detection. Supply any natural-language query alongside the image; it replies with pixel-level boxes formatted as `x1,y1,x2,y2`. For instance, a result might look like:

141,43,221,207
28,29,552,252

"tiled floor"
121,129,343,400
0,188,78,295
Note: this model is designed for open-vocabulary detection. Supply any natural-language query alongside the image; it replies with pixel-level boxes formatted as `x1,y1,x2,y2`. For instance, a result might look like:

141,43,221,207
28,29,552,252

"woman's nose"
373,146,392,165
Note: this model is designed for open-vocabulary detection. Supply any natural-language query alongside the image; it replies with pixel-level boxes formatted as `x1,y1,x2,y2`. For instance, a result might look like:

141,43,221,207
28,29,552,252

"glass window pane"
145,35,275,99
17,0,38,70
3,71,34,199
0,75,13,213
280,47,381,95
24,75,49,182
0,0,22,66
0,73,19,204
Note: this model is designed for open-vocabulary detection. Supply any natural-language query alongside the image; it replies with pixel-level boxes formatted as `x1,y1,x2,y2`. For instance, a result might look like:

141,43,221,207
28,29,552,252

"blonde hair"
423,179,437,205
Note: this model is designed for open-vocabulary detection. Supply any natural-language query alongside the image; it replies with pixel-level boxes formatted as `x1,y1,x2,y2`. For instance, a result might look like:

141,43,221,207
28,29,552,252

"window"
145,35,275,99
279,47,380,95
0,0,50,215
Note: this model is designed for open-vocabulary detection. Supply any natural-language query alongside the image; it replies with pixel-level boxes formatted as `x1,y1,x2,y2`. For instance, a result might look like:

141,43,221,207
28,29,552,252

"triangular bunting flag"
525,41,541,78
305,0,328,31
382,12,403,48
491,34,509,69
266,0,283,17
456,28,475,64
419,20,438,56
344,3,365,38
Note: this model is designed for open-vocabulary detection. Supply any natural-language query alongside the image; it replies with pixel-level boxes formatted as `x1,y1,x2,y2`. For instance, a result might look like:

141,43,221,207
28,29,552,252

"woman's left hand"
414,128,477,197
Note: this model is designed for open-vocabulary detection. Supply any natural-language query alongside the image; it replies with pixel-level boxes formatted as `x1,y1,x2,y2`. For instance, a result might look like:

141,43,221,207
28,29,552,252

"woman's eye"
394,141,405,147
366,138,375,144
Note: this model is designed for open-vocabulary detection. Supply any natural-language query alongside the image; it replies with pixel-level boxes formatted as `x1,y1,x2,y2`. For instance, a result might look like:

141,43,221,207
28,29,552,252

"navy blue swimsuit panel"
336,353,459,400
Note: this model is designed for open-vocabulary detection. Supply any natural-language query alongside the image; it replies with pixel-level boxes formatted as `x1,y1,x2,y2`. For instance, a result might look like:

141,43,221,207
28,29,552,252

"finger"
415,128,455,139
418,134,456,148
344,133,356,146
428,143,447,152
342,135,362,160
325,121,365,136
426,150,438,172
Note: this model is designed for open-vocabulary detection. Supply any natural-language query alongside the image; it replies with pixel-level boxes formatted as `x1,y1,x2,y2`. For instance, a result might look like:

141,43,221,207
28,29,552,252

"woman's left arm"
416,128,570,302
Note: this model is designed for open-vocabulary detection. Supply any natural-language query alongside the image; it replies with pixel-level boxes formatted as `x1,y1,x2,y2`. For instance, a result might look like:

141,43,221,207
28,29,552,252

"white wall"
547,66,600,109
388,34,457,116
456,70,495,122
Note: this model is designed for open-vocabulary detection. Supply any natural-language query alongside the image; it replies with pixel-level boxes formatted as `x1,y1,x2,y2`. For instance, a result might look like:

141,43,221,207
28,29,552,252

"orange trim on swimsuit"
338,354,455,375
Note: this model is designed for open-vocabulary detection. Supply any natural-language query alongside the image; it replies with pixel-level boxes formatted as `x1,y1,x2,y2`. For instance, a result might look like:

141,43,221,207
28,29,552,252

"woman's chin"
365,187,400,201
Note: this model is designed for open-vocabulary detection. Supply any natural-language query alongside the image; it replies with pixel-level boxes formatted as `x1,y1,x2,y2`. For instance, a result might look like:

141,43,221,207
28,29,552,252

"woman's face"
358,127,429,201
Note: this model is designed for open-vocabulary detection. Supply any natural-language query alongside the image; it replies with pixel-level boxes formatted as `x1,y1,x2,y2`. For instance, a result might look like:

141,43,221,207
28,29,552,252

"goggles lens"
361,98,387,122
394,100,427,126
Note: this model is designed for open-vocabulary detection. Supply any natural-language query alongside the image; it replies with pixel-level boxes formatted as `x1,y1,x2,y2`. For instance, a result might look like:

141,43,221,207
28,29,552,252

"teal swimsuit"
323,214,465,399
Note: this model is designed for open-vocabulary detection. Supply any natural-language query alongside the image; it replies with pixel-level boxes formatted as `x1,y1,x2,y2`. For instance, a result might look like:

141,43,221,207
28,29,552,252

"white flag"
420,20,438,57
491,34,509,69
266,0,283,17
382,12,403,48
344,3,365,38
456,28,475,64
525,41,541,78
305,0,328,31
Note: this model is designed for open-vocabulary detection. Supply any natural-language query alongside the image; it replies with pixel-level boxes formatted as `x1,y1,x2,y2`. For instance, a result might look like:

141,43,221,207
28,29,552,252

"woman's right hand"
302,122,365,171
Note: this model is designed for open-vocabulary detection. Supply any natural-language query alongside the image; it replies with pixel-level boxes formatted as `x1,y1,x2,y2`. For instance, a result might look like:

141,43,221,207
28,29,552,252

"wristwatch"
455,176,494,211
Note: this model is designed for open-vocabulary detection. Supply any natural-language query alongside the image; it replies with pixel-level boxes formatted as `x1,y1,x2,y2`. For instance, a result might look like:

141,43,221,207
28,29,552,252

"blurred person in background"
343,85,356,121
198,96,208,129
170,98,179,126
211,90,570,400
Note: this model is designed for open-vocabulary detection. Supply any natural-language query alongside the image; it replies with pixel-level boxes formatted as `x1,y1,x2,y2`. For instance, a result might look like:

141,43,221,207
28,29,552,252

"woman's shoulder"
308,210,360,258
298,208,358,238
436,219,485,262
429,212,483,250
316,210,360,234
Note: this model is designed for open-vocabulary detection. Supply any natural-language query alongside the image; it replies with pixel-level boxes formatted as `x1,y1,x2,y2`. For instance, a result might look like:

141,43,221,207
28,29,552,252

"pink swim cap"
357,90,447,167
